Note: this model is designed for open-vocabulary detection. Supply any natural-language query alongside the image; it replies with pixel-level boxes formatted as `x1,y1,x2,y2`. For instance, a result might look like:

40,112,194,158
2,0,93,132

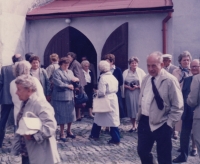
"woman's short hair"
50,53,59,62
104,54,115,64
81,60,90,67
128,57,139,65
58,57,71,66
15,75,37,92
25,52,35,61
178,51,192,64
29,56,40,63
13,61,31,77
67,52,76,59
98,60,110,73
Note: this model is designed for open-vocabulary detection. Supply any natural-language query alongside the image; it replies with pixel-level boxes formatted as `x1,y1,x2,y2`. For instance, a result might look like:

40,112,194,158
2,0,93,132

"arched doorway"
101,22,128,72
44,26,97,74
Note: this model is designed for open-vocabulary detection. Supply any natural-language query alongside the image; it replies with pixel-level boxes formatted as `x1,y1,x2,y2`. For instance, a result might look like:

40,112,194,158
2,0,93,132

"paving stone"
0,118,200,164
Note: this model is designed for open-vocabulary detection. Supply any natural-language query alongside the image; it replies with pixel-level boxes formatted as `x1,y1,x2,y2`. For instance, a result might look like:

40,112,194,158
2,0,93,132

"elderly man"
187,60,200,158
0,54,23,150
173,59,200,163
137,51,183,164
67,52,87,87
162,54,178,74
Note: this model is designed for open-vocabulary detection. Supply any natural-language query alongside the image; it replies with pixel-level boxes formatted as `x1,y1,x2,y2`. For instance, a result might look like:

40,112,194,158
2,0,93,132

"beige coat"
94,72,120,127
187,74,200,119
137,69,183,131
172,68,192,88
11,93,60,164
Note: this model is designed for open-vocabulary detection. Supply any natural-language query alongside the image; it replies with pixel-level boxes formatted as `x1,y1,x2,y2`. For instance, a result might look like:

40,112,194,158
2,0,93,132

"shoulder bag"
92,93,112,113
16,112,42,135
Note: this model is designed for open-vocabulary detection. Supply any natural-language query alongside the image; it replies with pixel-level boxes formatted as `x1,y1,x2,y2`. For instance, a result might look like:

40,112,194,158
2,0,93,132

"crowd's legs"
0,104,13,148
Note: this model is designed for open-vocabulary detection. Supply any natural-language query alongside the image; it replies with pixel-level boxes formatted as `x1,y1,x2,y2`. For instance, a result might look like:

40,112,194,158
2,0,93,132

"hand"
68,84,74,90
71,77,79,82
124,85,130,89
82,103,86,107
129,86,136,91
24,135,33,140
133,85,139,89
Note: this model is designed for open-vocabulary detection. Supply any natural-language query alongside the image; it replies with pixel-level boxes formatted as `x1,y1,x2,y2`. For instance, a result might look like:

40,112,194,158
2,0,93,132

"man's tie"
151,77,164,110
16,99,29,126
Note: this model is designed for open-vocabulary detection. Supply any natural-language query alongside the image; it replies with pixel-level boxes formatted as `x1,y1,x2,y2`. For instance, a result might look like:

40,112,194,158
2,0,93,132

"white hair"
178,51,192,64
15,75,37,92
98,60,110,72
13,60,31,77
148,51,163,63
81,60,90,67
192,59,200,64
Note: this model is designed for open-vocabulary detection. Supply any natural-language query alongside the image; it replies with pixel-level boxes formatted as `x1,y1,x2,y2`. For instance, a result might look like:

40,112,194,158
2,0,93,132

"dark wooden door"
44,27,97,73
101,22,128,72
44,27,70,68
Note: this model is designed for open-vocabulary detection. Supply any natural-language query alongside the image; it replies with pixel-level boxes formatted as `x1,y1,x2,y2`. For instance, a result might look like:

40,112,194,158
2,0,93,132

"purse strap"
24,111,38,118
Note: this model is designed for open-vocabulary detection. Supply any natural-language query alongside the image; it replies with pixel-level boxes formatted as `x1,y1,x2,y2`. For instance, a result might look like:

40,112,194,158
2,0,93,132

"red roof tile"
27,0,173,20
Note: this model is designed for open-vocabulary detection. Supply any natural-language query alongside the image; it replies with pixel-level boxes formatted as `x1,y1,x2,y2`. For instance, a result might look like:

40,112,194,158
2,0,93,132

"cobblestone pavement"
0,117,199,164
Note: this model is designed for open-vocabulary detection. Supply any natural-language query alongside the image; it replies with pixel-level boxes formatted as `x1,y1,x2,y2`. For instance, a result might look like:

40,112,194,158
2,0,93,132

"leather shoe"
89,135,99,141
128,128,137,133
107,140,120,145
67,132,76,139
172,156,186,163
190,149,197,156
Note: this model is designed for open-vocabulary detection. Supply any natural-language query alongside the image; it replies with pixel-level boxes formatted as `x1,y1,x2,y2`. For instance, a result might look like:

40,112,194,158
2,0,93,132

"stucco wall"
27,13,170,73
0,0,52,66
172,0,200,65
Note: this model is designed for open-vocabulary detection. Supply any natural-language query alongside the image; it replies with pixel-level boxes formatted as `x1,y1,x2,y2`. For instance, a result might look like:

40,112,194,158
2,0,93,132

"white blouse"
82,69,91,83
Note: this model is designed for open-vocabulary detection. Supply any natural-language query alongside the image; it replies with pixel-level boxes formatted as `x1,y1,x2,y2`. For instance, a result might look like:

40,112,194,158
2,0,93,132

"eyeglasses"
191,66,200,69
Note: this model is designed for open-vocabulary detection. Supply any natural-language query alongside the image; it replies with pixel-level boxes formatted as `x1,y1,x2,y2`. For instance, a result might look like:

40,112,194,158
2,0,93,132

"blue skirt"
52,100,76,124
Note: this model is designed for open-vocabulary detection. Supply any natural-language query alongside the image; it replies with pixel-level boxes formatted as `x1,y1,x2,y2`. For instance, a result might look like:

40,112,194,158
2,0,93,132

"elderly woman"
89,61,120,145
172,51,192,88
104,54,125,118
81,60,96,118
51,57,79,142
46,53,60,79
122,57,146,132
172,51,192,139
67,52,87,120
11,75,60,164
10,61,45,126
29,55,51,99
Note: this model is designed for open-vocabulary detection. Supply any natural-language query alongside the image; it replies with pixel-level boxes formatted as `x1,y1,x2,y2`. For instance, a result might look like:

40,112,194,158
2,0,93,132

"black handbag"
75,91,88,105
74,86,88,105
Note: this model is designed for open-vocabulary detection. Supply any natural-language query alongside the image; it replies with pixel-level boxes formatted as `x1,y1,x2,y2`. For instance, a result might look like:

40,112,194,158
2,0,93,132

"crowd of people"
0,50,199,164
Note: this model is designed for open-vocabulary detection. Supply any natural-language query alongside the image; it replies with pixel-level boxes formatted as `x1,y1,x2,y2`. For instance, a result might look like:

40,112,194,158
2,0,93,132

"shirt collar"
150,68,164,81
165,63,171,69
111,65,116,70
82,69,91,73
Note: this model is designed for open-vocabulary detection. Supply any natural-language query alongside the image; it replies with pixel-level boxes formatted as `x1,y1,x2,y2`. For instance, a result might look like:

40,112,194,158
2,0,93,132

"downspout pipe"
162,12,172,54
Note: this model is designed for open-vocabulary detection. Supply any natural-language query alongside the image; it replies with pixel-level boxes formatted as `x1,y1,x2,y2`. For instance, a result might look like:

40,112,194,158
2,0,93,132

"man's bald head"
12,54,23,63
147,51,164,77
191,59,200,75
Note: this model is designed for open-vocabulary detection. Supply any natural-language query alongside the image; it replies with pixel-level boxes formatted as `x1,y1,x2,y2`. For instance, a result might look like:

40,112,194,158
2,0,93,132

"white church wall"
27,13,170,73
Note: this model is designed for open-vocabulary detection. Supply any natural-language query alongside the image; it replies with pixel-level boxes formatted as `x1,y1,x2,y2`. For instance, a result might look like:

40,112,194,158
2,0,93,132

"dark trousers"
179,118,193,161
22,156,30,164
91,123,120,142
0,104,14,147
116,91,125,118
137,115,172,164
